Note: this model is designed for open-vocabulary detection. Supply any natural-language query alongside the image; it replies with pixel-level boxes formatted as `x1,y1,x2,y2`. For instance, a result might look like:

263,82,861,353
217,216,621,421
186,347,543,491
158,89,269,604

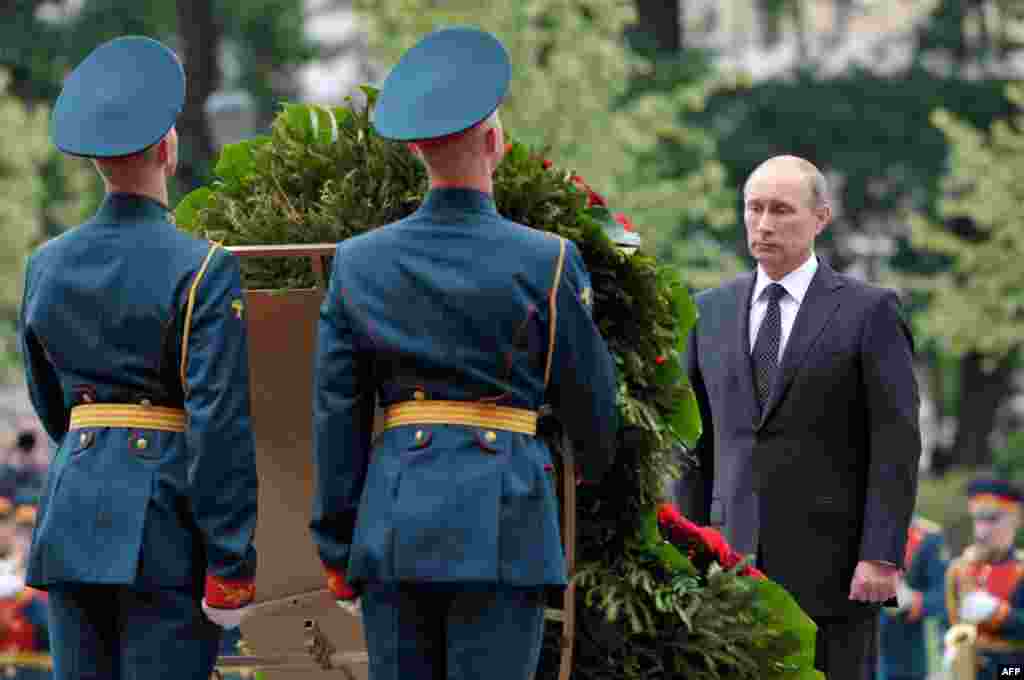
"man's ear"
484,125,500,154
815,204,832,235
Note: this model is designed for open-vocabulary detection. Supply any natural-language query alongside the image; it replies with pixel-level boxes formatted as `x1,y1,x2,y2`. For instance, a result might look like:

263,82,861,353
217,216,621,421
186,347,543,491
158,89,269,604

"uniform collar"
95,192,172,223
419,188,498,216
753,252,818,305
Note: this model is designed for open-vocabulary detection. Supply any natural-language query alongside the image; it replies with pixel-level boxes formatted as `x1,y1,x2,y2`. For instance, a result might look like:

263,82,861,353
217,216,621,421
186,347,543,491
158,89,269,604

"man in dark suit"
683,155,921,680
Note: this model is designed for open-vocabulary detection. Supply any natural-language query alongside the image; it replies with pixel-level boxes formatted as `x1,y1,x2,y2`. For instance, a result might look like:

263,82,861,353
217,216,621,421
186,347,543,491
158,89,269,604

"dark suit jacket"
681,260,921,619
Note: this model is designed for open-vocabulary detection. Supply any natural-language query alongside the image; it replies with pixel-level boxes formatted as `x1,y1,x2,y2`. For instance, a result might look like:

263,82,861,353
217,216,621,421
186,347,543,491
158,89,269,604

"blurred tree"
0,0,322,386
690,0,1024,469
0,69,52,383
351,0,739,289
623,0,745,289
175,0,222,192
0,0,320,196
900,84,1024,466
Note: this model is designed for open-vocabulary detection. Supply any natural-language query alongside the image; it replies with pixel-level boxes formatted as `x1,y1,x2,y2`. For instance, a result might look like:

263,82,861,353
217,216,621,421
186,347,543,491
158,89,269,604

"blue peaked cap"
51,36,185,158
373,27,511,142
968,477,1024,504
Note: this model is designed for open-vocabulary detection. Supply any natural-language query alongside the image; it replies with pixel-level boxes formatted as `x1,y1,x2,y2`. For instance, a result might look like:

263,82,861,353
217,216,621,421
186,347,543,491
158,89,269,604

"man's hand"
959,591,1001,624
202,599,252,630
849,560,899,603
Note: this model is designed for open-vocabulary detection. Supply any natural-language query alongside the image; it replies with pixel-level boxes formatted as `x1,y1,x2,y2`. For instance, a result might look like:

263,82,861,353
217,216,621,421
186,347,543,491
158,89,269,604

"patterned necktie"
752,283,786,410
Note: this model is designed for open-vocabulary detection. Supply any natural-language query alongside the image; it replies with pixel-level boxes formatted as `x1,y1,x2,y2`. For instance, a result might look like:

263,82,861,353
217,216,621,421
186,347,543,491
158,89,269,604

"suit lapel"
732,272,759,425
757,262,845,429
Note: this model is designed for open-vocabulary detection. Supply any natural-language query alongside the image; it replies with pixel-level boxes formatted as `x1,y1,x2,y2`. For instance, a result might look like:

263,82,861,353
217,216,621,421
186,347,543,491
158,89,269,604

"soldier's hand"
202,599,253,630
959,590,1001,624
941,644,957,672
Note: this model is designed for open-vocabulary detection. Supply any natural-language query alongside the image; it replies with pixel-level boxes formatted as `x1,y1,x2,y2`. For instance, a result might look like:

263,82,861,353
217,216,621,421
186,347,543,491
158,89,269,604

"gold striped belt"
382,400,538,436
69,404,187,432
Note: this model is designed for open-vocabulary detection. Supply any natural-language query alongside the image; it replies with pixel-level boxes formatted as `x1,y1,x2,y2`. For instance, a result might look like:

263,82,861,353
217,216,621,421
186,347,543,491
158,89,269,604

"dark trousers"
47,583,221,680
360,583,547,680
756,544,878,680
814,613,880,680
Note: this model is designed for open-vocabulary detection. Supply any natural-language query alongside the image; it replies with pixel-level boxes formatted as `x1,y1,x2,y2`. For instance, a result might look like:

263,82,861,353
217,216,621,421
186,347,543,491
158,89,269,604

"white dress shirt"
748,253,818,361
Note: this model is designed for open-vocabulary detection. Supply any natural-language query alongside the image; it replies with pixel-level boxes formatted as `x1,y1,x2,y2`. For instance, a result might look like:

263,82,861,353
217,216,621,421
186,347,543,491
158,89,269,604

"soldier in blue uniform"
310,26,620,680
877,515,949,680
18,36,259,679
945,478,1024,679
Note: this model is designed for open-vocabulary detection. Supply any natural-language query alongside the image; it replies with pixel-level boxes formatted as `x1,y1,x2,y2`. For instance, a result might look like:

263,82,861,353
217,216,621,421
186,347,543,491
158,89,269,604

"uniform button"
413,390,425,400
414,430,424,442
484,431,497,443
82,392,94,403
79,432,89,446
140,399,152,407
135,437,148,451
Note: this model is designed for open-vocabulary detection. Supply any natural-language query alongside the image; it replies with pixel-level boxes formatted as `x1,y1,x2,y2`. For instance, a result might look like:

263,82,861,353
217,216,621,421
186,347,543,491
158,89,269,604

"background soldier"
310,27,619,680
877,515,949,680
18,36,258,679
945,478,1024,679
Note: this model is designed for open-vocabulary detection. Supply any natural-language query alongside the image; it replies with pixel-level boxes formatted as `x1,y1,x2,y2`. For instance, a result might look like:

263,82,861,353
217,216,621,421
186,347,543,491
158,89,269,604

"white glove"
942,644,957,672
336,598,361,618
895,579,915,612
202,599,253,629
959,590,1001,624
0,571,24,599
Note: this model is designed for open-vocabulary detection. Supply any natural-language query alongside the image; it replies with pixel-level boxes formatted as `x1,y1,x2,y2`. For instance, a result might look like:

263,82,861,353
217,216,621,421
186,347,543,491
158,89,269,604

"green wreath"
176,87,822,680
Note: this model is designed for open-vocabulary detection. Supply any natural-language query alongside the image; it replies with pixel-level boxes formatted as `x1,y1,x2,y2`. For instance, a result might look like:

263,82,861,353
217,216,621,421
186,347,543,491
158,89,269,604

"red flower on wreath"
614,212,635,233
657,502,765,579
570,174,607,208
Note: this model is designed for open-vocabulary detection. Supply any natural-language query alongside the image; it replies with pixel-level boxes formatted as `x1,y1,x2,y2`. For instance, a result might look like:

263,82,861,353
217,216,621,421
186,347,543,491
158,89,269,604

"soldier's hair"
92,143,162,179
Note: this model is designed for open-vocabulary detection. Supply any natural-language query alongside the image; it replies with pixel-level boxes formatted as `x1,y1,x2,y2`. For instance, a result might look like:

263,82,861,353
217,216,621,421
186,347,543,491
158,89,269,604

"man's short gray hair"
744,155,830,209
807,166,829,209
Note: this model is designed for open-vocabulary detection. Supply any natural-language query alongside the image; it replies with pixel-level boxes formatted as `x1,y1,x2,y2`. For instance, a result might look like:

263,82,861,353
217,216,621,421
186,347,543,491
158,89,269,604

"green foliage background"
176,89,820,679
348,0,742,290
0,69,92,383
898,83,1024,361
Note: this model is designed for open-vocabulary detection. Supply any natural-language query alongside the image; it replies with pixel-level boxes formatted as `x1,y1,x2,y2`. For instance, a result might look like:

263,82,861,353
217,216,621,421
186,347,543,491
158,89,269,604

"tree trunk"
174,0,221,193
757,0,783,49
827,0,855,48
631,0,682,53
951,350,1018,468
791,0,809,61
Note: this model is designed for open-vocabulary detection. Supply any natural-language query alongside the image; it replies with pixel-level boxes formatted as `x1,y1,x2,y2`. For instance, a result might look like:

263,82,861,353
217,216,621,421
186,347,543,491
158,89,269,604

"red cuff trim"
204,574,255,609
907,591,924,623
326,566,357,600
